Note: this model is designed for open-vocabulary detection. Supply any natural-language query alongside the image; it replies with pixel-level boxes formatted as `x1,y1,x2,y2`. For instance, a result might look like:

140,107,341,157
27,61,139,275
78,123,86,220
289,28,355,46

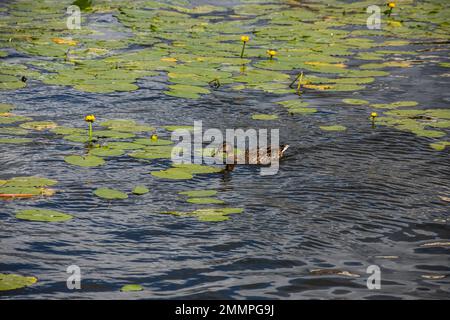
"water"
1,4,450,300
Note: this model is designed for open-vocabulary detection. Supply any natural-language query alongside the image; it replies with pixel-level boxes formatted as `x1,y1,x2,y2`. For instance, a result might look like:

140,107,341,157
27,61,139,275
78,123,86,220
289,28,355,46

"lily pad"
0,138,32,144
371,101,418,109
172,163,222,174
3,176,57,187
89,147,124,157
64,155,105,167
19,121,57,131
320,125,347,132
342,99,369,105
120,284,143,292
94,188,128,200
252,114,278,120
0,273,37,291
134,138,173,146
16,209,73,222
132,185,149,195
430,141,450,151
150,168,193,180
187,197,225,204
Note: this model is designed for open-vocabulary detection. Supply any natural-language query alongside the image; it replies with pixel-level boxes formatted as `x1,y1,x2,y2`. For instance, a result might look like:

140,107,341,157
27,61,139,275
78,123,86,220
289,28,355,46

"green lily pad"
94,130,135,139
0,273,37,291
0,116,32,124
89,147,124,157
187,197,225,204
134,138,173,146
150,168,194,180
320,125,347,132
129,146,180,159
19,121,57,131
121,284,143,292
63,135,89,143
0,103,14,113
342,98,369,105
193,207,243,222
51,127,86,135
64,155,105,167
132,185,149,195
4,177,57,187
252,114,278,120
179,190,218,197
165,84,210,99
105,142,145,150
430,141,450,151
0,186,42,196
94,188,128,200
16,209,73,222
0,138,33,144
288,107,317,114
100,119,154,133
0,127,29,135
172,163,222,174
371,101,418,109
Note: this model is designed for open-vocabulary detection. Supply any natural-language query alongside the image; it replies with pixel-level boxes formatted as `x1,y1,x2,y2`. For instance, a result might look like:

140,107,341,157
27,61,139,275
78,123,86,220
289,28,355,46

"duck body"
218,143,289,171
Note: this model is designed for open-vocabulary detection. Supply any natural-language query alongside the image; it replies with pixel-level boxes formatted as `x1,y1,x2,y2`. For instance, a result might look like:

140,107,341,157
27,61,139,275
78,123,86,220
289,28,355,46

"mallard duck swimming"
214,142,289,171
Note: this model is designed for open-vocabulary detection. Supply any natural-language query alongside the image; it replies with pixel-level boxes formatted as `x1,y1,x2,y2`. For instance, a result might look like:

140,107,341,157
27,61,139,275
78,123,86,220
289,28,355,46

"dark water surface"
1,3,450,300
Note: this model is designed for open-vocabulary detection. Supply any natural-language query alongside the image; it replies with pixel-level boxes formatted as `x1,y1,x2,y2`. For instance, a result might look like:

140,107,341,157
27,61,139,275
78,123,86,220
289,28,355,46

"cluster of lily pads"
175,189,243,222
1,0,449,149
0,176,57,199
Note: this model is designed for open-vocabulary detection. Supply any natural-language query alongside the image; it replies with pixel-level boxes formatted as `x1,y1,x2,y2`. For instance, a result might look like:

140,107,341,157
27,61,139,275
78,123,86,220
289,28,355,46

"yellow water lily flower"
85,115,96,123
371,112,378,118
387,2,396,8
240,35,250,43
240,36,250,58
151,134,158,141
267,50,277,59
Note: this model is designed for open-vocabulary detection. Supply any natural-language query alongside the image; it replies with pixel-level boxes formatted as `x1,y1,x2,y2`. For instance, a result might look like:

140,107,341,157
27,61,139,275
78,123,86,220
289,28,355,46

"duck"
214,142,289,171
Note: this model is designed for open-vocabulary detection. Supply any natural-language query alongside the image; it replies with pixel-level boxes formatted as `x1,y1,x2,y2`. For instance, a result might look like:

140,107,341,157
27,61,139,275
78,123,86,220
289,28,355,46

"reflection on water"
1,7,450,300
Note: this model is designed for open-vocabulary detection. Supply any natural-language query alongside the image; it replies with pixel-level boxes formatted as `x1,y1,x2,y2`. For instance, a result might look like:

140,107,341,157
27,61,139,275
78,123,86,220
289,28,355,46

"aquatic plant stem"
240,42,246,58
88,122,93,143
289,72,303,88
297,72,303,95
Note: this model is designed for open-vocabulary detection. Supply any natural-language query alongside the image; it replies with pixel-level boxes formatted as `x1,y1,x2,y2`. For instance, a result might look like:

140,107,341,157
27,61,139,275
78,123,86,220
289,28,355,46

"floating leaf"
0,103,13,113
19,121,57,131
132,185,149,195
320,125,347,131
252,114,278,120
16,209,73,222
0,273,37,291
64,155,105,167
371,101,418,109
134,138,173,146
430,140,450,151
105,142,144,150
172,163,222,174
89,147,124,157
0,116,32,124
151,168,193,180
187,197,225,204
121,284,143,292
3,177,57,187
342,98,369,105
165,84,210,99
0,138,32,144
94,188,128,200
